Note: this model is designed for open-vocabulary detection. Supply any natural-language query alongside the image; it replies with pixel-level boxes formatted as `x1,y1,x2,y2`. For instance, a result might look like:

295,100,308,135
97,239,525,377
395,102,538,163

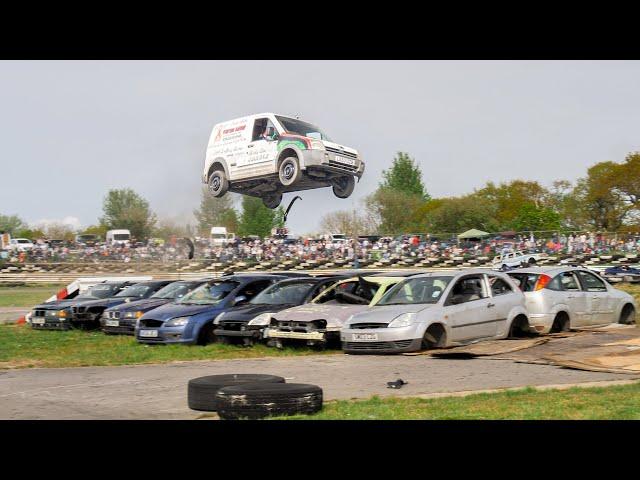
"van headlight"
310,140,325,151
388,313,415,328
248,313,273,326
165,316,191,327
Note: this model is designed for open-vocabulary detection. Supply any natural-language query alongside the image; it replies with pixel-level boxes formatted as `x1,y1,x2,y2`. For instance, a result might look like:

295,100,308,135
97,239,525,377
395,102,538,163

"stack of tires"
187,374,323,420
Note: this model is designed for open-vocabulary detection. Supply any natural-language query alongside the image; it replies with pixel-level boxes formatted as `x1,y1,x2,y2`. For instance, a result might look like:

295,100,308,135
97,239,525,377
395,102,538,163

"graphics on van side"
277,134,309,151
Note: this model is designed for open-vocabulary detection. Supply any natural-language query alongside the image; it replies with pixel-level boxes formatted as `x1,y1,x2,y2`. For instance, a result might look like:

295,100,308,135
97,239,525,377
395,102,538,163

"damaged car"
30,281,138,330
69,280,173,330
263,274,408,349
341,270,529,354
101,279,209,335
213,275,348,345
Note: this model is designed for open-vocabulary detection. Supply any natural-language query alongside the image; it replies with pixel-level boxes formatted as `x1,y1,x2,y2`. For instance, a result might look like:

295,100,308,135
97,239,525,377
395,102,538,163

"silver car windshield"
378,277,453,305
275,116,334,142
250,282,316,305
178,281,239,305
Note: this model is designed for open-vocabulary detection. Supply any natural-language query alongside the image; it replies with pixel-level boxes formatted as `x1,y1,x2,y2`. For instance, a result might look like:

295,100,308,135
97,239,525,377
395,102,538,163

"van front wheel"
279,157,302,186
332,176,355,199
208,170,229,198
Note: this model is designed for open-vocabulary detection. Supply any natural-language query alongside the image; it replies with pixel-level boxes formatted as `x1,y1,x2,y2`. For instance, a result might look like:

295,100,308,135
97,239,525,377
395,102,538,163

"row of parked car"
30,266,637,353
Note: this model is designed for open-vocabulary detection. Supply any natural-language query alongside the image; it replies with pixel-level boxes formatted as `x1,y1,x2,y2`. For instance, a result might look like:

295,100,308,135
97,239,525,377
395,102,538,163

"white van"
202,113,365,209
210,226,235,246
106,229,131,246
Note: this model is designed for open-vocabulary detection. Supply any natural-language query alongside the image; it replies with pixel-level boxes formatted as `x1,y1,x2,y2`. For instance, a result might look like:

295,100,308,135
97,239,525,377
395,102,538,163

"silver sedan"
506,266,636,333
341,269,529,354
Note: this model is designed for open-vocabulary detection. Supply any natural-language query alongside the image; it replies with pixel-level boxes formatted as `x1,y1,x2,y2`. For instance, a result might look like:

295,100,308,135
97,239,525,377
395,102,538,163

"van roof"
215,113,303,125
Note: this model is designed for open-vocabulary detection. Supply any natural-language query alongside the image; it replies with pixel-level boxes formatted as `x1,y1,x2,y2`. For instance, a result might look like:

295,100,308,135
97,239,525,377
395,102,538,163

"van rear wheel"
262,192,282,209
332,176,355,199
208,170,228,197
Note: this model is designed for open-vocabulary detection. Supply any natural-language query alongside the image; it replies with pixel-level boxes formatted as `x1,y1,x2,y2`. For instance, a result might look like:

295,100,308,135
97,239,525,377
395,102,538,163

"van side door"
238,117,280,179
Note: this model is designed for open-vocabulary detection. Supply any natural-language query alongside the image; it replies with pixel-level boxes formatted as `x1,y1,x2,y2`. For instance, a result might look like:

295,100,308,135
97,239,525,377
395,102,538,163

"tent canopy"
457,229,490,239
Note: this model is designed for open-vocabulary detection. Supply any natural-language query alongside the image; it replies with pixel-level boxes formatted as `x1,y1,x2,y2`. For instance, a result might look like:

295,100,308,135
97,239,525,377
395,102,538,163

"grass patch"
0,323,336,369
0,284,65,308
278,383,640,420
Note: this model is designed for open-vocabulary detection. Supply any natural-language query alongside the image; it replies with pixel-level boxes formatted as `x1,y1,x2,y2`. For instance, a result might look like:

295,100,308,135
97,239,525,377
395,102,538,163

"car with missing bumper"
135,274,294,345
101,280,209,335
213,275,348,345
341,269,529,354
506,266,636,333
30,281,137,330
263,274,410,348
69,280,172,330
203,113,365,209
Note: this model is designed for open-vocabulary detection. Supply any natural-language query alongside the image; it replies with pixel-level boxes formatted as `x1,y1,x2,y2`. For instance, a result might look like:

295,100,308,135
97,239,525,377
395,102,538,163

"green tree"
380,152,429,199
82,224,109,239
368,189,427,234
273,206,286,229
0,214,26,234
237,196,276,238
424,195,500,234
475,180,548,229
99,188,157,240
511,204,562,232
193,187,239,236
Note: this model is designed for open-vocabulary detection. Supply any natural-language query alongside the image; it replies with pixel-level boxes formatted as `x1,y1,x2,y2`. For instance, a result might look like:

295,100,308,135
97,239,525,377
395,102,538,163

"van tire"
279,157,302,186
262,192,282,209
208,170,228,197
332,176,355,199
187,374,286,411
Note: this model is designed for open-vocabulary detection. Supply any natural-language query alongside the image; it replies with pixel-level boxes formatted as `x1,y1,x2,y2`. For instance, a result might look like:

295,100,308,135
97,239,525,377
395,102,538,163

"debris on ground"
387,378,408,389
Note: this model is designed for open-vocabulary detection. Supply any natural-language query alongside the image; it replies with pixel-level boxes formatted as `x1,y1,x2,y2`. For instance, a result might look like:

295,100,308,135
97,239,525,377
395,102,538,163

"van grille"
327,160,358,172
325,146,358,159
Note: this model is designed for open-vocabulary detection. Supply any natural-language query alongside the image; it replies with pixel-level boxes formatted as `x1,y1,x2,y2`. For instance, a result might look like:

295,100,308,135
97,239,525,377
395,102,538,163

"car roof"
505,266,594,275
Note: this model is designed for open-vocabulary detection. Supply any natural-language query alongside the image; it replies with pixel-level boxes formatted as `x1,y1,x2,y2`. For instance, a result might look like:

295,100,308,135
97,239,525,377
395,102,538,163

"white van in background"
210,227,235,247
105,229,131,246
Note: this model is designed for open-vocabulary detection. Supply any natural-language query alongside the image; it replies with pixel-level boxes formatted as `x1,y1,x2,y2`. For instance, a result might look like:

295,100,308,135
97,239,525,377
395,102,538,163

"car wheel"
262,192,282,209
187,374,286,412
508,315,530,338
550,312,570,333
215,383,323,419
332,176,355,199
197,323,216,345
278,156,302,186
619,304,636,325
208,169,229,197
421,324,446,349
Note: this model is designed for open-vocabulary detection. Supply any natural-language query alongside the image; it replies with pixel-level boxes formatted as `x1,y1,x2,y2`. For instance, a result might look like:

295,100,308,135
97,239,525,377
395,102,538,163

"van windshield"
113,234,129,240
275,116,333,142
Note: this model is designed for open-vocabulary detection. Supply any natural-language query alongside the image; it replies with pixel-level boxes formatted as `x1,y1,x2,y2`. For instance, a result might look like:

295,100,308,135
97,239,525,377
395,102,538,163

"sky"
1,60,639,235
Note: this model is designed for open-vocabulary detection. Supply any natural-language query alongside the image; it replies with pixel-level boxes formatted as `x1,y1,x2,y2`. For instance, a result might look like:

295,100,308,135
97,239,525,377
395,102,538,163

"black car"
101,279,209,335
69,280,173,330
213,275,347,346
30,281,137,330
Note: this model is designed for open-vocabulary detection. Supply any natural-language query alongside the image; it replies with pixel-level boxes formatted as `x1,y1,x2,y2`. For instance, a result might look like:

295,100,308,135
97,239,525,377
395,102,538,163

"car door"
444,274,496,342
552,271,590,326
575,270,613,325
240,117,279,179
486,273,520,337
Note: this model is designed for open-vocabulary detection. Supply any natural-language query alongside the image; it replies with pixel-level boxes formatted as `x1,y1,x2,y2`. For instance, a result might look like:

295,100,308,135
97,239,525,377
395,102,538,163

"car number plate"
140,329,158,338
32,318,45,325
334,155,355,166
106,320,119,327
352,333,378,341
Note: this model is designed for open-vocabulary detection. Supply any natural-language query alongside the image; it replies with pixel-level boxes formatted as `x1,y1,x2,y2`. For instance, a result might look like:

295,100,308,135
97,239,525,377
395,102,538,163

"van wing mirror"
266,127,277,140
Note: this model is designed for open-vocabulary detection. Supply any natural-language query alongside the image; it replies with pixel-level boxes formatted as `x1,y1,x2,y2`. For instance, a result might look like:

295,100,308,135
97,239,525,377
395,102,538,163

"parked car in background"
75,233,101,246
69,280,173,329
213,275,348,345
8,238,34,251
341,270,529,354
507,266,636,333
602,265,640,283
263,273,410,348
493,250,547,269
101,280,208,335
31,281,137,330
135,274,293,345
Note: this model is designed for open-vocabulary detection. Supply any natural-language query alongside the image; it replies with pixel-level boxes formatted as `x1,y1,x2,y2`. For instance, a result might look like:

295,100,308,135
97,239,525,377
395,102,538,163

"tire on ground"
215,383,323,419
187,374,285,411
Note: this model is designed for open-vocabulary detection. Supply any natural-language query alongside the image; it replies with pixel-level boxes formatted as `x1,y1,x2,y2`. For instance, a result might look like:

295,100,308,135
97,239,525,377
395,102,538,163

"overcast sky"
1,60,639,235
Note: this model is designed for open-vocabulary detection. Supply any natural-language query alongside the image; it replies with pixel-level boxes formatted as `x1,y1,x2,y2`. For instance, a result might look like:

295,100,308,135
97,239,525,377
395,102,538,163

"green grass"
0,323,336,369
278,383,640,420
0,284,65,308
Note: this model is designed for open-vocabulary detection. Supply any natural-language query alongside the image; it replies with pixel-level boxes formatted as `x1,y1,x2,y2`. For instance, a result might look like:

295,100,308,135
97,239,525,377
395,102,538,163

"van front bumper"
302,150,364,179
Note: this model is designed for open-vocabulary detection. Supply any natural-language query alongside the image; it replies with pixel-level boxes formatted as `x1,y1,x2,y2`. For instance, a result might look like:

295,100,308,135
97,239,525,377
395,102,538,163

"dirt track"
1,352,636,419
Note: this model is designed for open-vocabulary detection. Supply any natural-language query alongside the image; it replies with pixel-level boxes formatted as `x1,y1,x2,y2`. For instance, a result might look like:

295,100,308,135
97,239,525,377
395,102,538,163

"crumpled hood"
273,303,369,327
348,304,432,325
219,303,296,323
141,302,220,321
108,298,171,313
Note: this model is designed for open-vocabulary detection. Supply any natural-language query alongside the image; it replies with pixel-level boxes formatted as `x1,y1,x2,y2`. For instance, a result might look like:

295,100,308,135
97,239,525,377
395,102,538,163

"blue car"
135,274,293,345
101,279,209,335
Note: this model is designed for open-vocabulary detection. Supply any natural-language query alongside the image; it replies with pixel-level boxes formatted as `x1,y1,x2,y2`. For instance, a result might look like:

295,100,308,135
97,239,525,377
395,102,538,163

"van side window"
251,118,276,141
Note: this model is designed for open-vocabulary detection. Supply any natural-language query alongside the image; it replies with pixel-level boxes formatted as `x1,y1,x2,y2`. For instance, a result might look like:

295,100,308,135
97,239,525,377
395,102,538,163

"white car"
492,250,547,269
341,269,529,354
8,238,34,251
202,113,365,209
507,266,637,333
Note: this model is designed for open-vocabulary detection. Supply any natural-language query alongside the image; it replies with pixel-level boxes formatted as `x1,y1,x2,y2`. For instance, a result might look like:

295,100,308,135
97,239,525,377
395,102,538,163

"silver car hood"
349,304,433,324
272,303,369,327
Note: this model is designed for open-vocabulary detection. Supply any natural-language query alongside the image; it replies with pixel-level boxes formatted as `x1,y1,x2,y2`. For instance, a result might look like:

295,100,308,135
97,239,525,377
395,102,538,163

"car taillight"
534,274,552,291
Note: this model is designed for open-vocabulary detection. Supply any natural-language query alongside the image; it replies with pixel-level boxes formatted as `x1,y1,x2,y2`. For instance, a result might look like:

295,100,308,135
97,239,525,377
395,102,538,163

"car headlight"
124,311,143,319
310,140,325,151
388,313,415,328
213,312,226,324
57,310,67,318
165,316,191,327
247,313,273,326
